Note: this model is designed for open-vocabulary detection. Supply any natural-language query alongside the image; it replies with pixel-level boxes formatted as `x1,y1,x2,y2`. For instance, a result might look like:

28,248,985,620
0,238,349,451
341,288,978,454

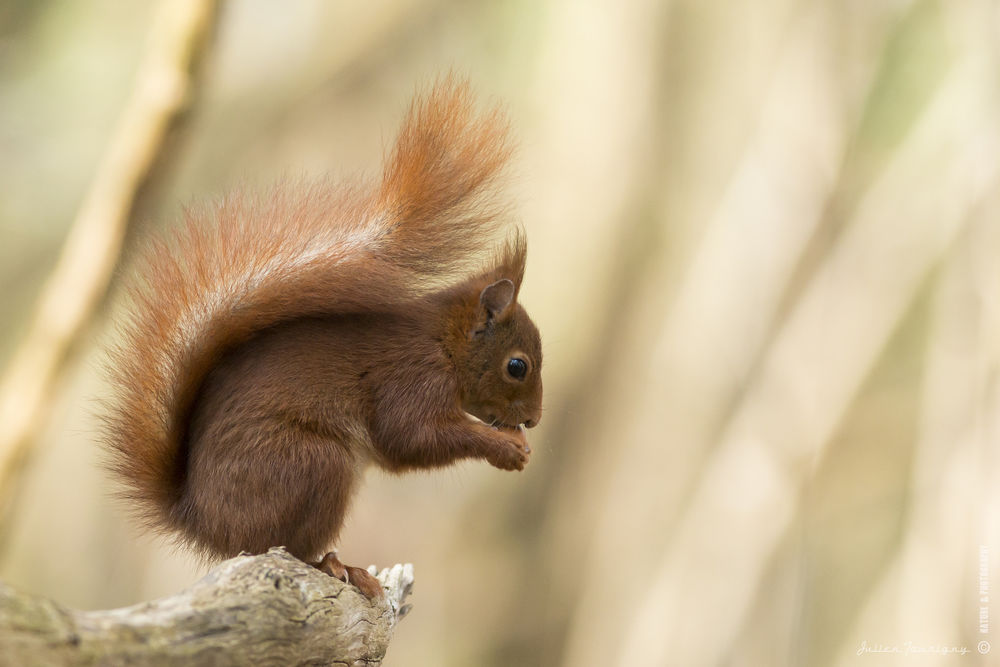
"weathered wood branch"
0,548,413,666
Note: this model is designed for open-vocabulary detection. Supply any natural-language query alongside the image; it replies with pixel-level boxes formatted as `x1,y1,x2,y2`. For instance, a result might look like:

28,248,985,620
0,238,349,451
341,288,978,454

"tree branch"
0,548,413,666
0,0,218,527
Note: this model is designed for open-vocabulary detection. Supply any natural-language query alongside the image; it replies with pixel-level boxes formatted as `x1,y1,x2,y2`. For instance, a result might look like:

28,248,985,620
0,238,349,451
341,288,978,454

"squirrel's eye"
507,358,528,380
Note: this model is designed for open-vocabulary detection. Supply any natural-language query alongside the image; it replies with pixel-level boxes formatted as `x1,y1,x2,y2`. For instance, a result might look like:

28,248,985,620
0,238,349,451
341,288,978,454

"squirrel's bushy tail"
103,76,517,534
376,76,513,276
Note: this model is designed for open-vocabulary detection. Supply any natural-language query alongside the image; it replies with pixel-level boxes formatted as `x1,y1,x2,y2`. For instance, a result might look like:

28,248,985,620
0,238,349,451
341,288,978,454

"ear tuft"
480,279,515,319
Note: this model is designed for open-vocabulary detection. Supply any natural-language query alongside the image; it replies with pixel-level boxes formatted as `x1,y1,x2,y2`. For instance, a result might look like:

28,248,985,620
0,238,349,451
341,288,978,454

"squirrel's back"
103,77,515,535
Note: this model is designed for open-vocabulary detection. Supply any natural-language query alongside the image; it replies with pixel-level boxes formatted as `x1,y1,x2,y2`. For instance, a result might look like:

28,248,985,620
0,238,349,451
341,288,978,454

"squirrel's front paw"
485,430,530,471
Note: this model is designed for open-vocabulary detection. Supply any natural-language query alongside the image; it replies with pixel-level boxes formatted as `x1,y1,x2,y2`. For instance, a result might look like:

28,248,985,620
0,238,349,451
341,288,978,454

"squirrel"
102,78,543,600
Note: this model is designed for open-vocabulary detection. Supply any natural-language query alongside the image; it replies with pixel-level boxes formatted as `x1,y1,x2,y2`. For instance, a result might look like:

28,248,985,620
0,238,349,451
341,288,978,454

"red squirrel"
103,78,542,599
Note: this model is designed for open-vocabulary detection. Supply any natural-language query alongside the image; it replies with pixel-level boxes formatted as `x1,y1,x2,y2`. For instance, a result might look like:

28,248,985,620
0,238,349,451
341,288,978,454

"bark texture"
0,548,413,666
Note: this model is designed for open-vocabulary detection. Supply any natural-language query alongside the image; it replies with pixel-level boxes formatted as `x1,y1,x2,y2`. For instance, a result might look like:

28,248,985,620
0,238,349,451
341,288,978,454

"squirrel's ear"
480,279,515,321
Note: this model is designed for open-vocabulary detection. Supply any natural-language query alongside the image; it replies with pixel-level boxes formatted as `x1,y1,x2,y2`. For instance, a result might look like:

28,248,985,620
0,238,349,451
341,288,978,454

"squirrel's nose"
512,400,541,428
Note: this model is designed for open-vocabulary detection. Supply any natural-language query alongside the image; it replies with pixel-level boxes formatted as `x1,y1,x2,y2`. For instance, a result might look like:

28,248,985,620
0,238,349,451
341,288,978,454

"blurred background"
1,0,998,665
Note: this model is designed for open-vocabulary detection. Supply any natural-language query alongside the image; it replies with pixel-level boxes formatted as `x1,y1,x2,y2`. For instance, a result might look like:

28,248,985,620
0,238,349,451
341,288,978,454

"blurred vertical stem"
0,0,218,533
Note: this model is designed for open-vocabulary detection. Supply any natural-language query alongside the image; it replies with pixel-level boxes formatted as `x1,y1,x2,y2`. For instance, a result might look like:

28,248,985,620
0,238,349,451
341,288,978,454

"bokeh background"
2,1,999,665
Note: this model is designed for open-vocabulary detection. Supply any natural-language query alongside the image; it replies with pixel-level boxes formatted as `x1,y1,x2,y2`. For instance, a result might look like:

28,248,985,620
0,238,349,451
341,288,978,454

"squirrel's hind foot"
312,551,384,600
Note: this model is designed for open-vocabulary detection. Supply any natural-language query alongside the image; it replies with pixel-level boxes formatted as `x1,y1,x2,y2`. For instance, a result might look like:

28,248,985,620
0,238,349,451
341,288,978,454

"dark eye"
507,357,528,380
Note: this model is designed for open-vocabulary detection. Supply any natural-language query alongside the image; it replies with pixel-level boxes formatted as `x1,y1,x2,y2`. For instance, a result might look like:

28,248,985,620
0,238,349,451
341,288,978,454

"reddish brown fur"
103,77,543,571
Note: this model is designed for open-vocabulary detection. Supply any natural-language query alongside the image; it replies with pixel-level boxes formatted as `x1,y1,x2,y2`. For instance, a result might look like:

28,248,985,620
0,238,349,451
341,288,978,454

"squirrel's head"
458,278,543,431
445,236,543,433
